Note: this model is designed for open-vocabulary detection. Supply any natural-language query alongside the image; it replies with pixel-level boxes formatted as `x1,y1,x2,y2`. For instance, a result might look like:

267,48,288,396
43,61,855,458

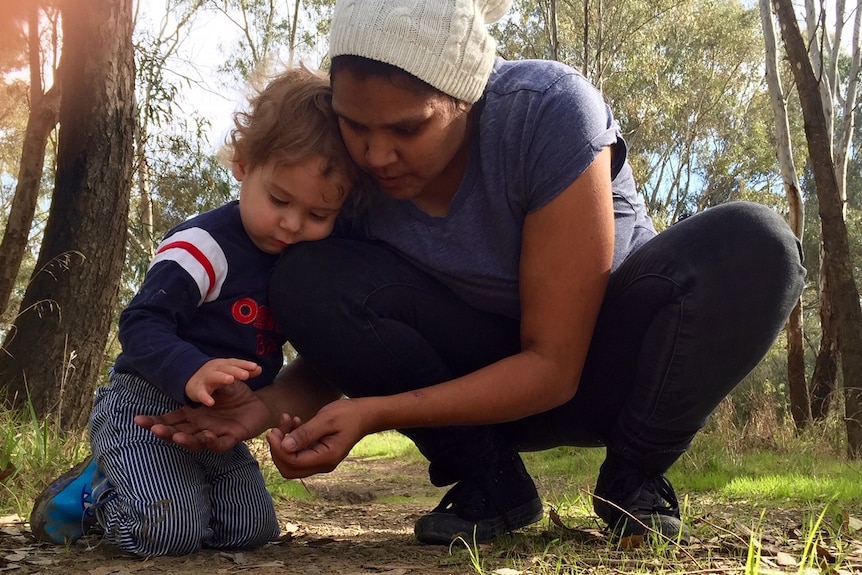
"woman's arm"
270,148,615,476
136,356,342,451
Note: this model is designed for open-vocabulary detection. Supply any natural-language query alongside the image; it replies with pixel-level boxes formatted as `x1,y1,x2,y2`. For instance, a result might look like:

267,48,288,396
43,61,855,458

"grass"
0,405,90,519
333,427,862,574
349,428,425,461
2,403,862,574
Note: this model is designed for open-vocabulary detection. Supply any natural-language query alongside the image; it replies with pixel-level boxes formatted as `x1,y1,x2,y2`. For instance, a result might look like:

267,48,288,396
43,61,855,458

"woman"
139,0,805,545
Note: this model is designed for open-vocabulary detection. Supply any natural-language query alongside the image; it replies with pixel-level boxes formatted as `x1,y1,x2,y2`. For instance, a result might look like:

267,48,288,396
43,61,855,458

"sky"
140,0,858,153
137,2,330,154
135,5,242,151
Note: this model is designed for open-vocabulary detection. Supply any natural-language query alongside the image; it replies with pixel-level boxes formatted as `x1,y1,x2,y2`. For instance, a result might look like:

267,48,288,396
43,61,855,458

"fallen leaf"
547,507,604,542
492,569,523,575
775,551,797,566
3,551,27,562
845,515,862,534
0,515,24,524
25,557,57,566
305,537,337,546
618,534,645,549
282,521,300,533
548,507,567,529
218,551,248,565
817,543,836,562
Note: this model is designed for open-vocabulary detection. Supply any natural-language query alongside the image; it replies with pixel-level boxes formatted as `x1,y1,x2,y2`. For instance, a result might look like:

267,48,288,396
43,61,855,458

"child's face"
234,155,348,254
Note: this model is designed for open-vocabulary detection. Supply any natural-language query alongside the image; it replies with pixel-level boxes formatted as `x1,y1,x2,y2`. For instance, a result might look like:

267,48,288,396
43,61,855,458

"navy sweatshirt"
113,201,286,405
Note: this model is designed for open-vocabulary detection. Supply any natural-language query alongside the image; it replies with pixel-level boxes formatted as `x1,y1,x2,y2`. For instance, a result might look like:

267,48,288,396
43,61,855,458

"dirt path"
2,456,861,574
0,457,472,575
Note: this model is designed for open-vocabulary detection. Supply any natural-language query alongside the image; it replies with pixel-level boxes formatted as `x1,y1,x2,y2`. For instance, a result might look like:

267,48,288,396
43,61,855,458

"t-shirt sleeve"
522,72,623,213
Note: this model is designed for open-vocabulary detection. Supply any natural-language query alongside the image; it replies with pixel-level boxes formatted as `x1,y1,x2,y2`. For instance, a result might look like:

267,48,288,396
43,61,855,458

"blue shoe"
30,456,101,544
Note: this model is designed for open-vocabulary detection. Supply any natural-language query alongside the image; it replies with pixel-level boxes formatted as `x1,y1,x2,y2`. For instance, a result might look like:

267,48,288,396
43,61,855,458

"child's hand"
185,358,262,406
270,413,304,437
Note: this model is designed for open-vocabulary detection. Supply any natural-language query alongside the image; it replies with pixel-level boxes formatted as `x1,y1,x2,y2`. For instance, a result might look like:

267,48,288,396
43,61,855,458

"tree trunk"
548,0,559,61
809,0,862,424
787,302,810,424
811,278,839,420
759,0,808,427
0,7,61,315
0,0,135,429
774,0,862,458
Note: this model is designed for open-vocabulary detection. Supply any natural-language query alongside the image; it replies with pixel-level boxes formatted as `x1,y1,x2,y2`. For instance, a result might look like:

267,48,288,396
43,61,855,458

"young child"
29,66,359,556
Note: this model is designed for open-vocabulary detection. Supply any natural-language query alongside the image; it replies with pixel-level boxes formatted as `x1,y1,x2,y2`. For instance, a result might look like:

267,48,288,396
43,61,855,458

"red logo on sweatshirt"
231,297,277,330
231,297,281,357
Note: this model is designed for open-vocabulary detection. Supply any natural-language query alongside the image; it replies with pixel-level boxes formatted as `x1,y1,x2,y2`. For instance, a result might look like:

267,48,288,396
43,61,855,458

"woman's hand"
265,398,371,479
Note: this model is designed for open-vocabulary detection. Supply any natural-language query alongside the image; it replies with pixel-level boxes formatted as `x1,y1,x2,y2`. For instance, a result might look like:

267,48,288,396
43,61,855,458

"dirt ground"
0,457,476,575
1,456,861,575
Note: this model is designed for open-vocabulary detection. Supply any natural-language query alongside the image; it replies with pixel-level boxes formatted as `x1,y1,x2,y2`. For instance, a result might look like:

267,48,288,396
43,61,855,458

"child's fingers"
219,360,261,381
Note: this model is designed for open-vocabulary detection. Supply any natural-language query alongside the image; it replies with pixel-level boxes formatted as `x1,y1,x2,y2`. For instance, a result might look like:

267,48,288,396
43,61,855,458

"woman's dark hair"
330,55,462,105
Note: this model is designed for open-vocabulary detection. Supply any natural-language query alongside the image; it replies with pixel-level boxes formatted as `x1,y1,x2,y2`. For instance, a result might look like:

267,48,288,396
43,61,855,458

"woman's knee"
700,202,803,267
660,202,804,292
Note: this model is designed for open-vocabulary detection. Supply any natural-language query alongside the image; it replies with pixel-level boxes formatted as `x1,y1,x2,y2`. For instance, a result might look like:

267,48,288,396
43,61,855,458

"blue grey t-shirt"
341,58,656,320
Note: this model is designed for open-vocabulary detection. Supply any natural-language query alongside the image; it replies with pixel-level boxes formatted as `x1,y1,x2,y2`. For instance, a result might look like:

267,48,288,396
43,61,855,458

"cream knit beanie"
329,0,512,103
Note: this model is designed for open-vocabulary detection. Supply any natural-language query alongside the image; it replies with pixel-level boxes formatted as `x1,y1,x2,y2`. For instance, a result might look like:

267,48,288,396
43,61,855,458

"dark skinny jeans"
270,202,805,486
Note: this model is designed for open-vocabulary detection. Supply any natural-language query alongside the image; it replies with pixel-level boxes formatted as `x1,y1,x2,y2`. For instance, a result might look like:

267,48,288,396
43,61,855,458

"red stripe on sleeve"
156,240,218,299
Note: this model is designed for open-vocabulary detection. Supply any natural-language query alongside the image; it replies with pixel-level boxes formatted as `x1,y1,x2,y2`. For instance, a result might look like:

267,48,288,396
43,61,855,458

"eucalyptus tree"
801,0,862,427
0,4,61,318
762,0,862,443
0,6,35,329
205,0,335,79
0,21,33,327
772,0,862,457
0,0,136,428
128,0,212,283
207,0,295,81
760,0,808,427
497,0,780,229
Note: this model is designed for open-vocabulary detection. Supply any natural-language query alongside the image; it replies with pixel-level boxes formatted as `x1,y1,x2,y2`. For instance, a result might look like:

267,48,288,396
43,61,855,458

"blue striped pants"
89,371,280,556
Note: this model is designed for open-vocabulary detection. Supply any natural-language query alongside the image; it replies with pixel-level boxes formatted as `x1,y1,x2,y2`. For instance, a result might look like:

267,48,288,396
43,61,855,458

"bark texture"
0,0,135,429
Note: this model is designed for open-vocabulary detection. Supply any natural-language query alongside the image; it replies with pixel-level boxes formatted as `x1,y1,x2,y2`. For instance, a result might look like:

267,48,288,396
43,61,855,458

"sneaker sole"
30,456,96,544
414,498,544,545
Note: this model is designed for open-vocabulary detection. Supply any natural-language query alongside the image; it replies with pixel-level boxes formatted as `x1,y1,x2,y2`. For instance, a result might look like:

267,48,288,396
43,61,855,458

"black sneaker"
413,451,543,545
592,455,689,543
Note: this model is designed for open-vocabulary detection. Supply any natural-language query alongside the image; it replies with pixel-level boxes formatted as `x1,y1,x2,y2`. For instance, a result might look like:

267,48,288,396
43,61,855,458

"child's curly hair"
228,65,359,200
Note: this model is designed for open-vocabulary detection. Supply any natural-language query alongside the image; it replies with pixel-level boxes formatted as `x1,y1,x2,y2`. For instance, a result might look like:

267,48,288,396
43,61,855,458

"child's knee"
213,509,280,550
103,500,210,556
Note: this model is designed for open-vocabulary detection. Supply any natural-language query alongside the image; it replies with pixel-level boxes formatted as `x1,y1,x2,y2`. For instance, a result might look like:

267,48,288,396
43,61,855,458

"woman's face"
331,69,472,213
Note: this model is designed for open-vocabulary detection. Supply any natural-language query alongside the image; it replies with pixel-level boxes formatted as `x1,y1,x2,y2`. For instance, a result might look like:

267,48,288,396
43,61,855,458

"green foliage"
122,133,234,304
496,0,794,227
0,77,28,178
123,1,238,300
349,429,425,461
0,403,89,519
210,0,294,82
205,0,337,81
